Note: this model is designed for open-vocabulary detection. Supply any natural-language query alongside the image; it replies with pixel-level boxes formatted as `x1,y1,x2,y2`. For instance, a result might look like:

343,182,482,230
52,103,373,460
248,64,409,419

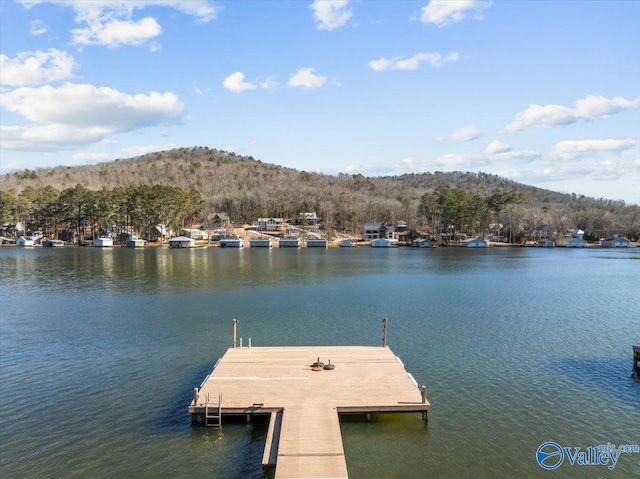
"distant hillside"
1,146,638,240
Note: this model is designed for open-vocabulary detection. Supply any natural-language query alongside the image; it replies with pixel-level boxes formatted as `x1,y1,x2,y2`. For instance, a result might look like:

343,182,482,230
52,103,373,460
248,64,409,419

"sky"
1,0,639,204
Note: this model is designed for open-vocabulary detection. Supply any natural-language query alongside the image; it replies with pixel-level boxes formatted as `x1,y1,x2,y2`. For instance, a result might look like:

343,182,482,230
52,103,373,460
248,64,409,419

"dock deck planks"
189,345,429,479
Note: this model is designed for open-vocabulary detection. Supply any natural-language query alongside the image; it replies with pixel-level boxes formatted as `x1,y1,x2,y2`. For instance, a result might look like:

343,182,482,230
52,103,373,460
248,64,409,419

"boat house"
371,238,393,248
168,236,195,248
16,236,36,247
601,236,630,248
557,237,587,248
126,239,145,248
279,238,301,248
536,239,555,248
306,238,328,248
462,238,488,248
93,237,113,247
43,239,65,247
250,238,273,248
220,238,244,248
413,238,433,248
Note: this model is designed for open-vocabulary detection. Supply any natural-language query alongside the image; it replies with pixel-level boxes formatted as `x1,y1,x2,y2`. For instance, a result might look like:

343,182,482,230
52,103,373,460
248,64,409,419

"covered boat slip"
189,344,429,479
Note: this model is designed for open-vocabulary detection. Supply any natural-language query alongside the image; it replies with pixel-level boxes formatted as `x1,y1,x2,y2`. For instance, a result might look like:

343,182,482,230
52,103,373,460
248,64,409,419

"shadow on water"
154,362,219,433
553,358,640,408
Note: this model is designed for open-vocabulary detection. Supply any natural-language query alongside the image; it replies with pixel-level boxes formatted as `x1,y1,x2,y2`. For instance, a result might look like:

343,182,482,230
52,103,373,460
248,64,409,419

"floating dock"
188,321,429,479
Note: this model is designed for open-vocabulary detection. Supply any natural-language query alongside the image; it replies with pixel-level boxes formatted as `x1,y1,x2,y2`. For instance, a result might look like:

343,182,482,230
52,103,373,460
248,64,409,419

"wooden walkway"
188,345,429,479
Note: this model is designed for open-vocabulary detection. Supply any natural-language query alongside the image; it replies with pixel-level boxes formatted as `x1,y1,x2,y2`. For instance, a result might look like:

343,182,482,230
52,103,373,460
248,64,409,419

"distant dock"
188,319,429,479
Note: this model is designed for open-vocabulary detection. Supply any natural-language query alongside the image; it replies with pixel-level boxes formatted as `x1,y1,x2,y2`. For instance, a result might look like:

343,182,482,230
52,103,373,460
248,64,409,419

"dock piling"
232,319,237,348
382,317,388,347
634,346,640,372
421,386,429,422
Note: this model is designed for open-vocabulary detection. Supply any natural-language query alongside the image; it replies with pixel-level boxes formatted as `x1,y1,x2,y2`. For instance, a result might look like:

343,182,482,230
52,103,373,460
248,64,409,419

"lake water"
1,246,639,478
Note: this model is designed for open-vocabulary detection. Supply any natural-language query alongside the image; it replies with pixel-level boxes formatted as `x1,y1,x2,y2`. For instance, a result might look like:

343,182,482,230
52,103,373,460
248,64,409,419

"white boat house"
462,238,488,248
168,236,195,248
93,237,113,247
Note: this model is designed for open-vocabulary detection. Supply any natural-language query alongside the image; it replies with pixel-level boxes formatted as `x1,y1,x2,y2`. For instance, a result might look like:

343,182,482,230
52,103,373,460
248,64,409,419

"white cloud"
344,147,540,176
71,16,162,47
486,140,511,154
309,0,352,30
222,72,277,93
505,95,640,132
552,139,637,160
0,124,107,151
449,125,482,141
17,1,221,47
259,75,277,90
0,82,184,151
0,49,77,87
29,19,49,35
223,72,257,93
421,0,492,27
288,67,328,89
369,52,459,71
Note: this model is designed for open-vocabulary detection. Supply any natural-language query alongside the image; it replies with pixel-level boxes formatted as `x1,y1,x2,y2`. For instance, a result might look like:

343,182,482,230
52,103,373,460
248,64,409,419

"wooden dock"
188,342,429,479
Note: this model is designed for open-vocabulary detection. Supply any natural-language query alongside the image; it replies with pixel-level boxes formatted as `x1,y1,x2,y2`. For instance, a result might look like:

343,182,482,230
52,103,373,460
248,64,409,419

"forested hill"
1,146,637,239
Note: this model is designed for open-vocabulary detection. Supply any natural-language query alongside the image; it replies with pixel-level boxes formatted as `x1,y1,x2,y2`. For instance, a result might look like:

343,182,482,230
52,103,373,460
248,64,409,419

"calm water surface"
1,246,639,478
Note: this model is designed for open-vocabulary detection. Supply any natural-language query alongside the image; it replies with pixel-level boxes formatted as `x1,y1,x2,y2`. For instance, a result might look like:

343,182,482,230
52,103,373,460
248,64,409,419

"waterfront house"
536,239,555,248
601,236,630,248
16,236,36,247
571,228,585,239
535,225,554,239
250,238,272,247
280,237,301,247
371,238,393,248
301,212,318,226
1,236,16,245
206,213,230,228
556,237,587,248
168,236,195,248
306,238,328,248
462,238,488,248
93,237,113,247
182,228,208,240
219,237,244,248
126,239,145,248
258,218,283,231
363,223,395,241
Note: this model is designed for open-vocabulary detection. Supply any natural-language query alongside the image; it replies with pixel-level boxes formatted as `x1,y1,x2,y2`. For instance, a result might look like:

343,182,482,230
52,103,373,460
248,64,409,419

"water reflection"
553,358,640,408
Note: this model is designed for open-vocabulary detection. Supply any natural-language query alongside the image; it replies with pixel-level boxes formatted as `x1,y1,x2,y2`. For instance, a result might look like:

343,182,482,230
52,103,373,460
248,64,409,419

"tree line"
1,184,203,243
0,147,638,242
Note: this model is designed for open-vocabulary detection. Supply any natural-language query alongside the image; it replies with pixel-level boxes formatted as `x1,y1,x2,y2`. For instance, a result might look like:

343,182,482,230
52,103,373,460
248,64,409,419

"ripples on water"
1,247,639,478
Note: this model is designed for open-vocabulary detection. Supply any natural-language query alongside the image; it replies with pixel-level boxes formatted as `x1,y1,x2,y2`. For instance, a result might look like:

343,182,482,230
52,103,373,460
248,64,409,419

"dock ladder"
204,391,223,428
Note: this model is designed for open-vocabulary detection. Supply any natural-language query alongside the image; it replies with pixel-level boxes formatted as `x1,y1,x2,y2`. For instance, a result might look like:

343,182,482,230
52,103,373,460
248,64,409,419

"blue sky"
1,0,639,204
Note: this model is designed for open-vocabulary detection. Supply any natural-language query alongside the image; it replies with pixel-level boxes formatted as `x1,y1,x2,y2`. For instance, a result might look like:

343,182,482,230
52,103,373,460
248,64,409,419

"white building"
168,236,195,248
93,237,113,247
258,218,283,231
461,238,488,248
362,223,395,240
